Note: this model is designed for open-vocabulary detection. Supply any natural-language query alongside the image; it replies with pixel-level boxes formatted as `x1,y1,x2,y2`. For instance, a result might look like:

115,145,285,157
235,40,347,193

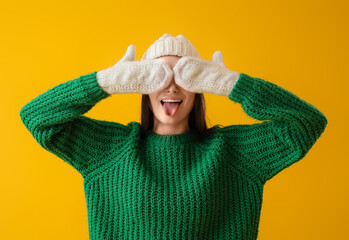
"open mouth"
160,100,183,116
160,100,183,105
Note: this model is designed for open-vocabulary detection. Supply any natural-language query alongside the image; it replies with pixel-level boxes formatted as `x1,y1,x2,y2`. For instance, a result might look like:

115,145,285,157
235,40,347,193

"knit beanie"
141,33,201,60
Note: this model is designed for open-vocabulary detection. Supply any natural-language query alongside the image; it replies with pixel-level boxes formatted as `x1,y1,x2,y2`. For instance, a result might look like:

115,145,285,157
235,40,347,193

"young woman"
20,33,327,240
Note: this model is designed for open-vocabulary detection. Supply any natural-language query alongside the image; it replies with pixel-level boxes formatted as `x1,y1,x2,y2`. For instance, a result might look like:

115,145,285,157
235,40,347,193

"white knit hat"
141,33,201,60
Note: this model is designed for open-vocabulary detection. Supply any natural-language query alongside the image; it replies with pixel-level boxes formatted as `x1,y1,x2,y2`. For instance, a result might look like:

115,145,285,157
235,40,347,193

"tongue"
163,102,180,116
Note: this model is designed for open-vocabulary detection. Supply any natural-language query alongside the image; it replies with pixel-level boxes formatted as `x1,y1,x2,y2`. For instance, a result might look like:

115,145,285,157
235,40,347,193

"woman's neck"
152,124,190,135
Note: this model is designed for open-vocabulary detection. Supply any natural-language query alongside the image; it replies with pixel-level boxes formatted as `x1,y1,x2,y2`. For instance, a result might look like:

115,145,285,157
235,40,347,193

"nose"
164,78,179,92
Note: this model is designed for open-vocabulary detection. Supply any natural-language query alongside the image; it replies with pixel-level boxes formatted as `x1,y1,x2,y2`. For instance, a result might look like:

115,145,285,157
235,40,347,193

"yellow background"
1,0,347,239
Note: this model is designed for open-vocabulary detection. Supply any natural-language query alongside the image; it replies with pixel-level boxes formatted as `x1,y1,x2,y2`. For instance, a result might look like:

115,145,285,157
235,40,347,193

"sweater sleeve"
19,71,131,177
223,73,328,182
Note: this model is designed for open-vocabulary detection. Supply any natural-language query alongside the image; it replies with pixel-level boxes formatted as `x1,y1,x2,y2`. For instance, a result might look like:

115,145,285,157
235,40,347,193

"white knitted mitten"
172,51,240,97
97,44,174,94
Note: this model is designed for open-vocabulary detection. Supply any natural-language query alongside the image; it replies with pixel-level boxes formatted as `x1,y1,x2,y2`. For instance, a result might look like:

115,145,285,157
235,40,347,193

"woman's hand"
172,51,240,97
96,44,174,95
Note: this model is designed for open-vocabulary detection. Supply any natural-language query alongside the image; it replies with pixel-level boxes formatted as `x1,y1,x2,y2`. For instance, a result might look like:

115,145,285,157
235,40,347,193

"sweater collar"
145,128,200,145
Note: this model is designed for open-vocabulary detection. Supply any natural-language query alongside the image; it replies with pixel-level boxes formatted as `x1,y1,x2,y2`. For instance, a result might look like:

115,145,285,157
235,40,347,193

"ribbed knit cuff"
77,71,111,102
229,73,258,103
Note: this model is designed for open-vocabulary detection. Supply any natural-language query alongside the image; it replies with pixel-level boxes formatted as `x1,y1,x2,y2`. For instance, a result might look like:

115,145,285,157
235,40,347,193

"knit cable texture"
20,71,327,240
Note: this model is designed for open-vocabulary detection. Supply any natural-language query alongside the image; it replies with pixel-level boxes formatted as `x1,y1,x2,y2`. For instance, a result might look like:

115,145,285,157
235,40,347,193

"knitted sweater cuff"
78,71,111,101
228,73,257,103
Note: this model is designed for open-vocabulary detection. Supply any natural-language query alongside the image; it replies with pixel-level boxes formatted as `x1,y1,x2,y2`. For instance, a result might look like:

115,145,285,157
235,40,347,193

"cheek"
190,96,196,106
149,100,161,114
185,97,195,111
148,96,157,109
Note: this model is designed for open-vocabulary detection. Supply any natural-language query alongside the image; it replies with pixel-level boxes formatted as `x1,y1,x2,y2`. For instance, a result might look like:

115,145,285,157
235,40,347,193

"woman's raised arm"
224,73,327,182
19,71,132,177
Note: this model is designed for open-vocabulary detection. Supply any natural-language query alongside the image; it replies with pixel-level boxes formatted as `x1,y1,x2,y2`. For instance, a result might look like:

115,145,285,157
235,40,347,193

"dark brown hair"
140,93,223,139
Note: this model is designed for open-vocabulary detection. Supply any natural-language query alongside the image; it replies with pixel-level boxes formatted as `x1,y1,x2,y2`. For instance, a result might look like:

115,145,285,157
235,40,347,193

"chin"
155,113,189,124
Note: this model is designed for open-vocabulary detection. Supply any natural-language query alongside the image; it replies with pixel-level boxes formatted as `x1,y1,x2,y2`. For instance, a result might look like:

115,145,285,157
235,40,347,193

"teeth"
162,100,182,103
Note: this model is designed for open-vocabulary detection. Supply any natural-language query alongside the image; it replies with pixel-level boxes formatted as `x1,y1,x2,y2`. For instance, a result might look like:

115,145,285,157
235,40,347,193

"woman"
20,33,327,240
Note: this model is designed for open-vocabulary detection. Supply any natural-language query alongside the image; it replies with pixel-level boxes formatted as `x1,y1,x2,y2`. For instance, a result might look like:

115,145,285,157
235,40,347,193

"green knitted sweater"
20,71,327,239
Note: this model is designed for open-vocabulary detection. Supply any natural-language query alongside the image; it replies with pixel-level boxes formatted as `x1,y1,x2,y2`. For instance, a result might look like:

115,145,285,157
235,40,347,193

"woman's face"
148,55,196,135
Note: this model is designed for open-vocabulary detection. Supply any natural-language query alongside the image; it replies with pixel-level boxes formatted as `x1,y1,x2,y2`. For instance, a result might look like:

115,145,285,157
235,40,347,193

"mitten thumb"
211,51,226,67
118,44,136,63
